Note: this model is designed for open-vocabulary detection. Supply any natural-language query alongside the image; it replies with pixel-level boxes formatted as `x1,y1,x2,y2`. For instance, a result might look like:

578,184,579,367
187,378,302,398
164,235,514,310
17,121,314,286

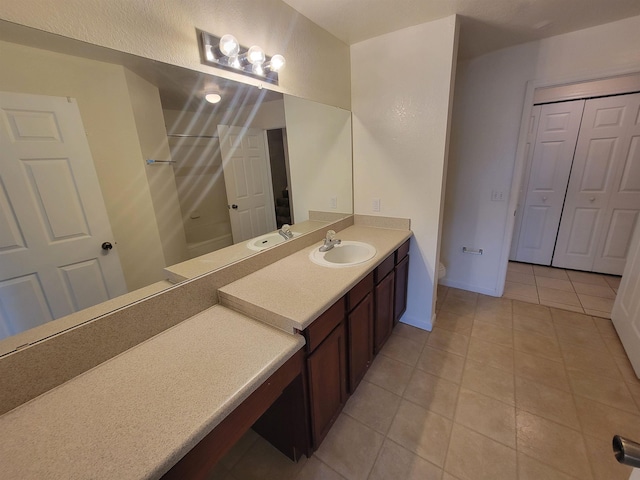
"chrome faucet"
278,224,294,240
319,230,341,252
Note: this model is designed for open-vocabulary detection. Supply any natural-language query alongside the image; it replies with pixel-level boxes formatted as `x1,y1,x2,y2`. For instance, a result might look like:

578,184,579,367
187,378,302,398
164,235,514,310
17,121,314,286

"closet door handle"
589,197,596,202
542,196,548,202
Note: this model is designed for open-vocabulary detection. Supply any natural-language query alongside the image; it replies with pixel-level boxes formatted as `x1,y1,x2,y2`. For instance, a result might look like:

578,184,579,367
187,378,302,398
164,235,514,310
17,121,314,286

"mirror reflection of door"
218,125,277,243
0,92,127,340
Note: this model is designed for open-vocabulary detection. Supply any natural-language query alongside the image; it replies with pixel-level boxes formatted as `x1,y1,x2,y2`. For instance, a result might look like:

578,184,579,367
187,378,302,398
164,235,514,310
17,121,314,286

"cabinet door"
394,255,409,325
348,293,374,393
307,322,347,449
374,271,395,353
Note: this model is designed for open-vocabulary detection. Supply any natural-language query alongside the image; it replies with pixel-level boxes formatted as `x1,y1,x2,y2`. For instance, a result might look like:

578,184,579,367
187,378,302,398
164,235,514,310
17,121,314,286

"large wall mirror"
0,20,353,352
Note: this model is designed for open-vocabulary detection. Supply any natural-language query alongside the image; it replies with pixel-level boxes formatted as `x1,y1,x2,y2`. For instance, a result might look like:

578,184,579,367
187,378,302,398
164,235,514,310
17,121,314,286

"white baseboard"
439,278,500,297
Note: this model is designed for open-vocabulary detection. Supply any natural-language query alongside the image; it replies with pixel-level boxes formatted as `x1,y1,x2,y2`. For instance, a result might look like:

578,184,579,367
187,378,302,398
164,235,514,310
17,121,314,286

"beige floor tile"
462,359,515,405
444,423,517,480
614,355,640,385
231,435,308,480
368,439,442,480
342,381,402,434
539,299,585,314
554,323,608,351
516,410,592,479
566,270,609,286
476,295,512,318
550,308,596,328
561,343,622,380
533,265,570,280
517,453,578,480
206,462,233,480
584,434,633,480
625,382,640,411
506,270,536,285
605,335,630,359
474,310,513,329
434,311,474,336
568,369,639,414
442,473,463,480
387,400,452,468
592,316,619,338
514,350,571,392
466,336,514,373
503,282,538,302
454,388,516,448
219,428,260,470
393,322,430,345
364,354,414,396
572,281,616,298
515,377,581,430
470,322,513,348
426,328,470,357
380,334,424,367
538,286,582,306
403,369,459,419
536,276,575,292
514,330,563,362
574,396,640,440
314,414,383,480
439,302,476,319
446,288,479,305
584,308,612,319
416,346,466,384
605,275,622,289
295,457,346,480
513,313,556,338
508,262,534,274
578,294,614,313
513,300,551,320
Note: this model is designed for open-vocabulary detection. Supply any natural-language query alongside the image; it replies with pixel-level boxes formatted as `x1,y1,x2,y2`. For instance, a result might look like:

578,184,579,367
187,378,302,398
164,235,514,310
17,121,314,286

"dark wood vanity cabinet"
347,273,374,394
374,255,396,353
394,239,410,325
304,298,348,450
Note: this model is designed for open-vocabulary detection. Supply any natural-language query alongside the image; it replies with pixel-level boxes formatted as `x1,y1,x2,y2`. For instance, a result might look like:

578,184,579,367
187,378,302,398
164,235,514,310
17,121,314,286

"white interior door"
611,220,640,378
553,93,640,274
217,125,276,243
514,100,585,264
0,92,127,340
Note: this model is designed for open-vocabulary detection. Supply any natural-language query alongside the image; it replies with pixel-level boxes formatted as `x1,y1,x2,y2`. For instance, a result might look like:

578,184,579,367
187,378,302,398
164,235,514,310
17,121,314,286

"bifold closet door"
513,100,585,265
553,92,640,275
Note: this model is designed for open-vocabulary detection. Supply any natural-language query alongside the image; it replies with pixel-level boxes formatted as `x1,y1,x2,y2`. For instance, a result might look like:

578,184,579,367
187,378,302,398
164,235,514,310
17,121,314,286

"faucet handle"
326,230,336,240
281,224,291,233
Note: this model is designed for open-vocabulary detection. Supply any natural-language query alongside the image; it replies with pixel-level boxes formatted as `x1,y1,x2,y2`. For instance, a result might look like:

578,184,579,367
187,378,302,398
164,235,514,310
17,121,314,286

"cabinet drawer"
347,272,373,311
375,254,395,283
304,297,346,353
396,239,410,263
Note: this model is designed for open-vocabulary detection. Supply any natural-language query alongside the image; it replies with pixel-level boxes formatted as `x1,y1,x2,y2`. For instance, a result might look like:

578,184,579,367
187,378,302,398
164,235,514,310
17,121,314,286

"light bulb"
219,34,239,57
247,45,266,65
266,54,286,72
205,93,222,104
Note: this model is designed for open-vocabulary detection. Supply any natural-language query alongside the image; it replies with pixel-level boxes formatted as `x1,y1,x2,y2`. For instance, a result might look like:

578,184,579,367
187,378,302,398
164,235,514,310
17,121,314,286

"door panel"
0,91,127,339
554,92,640,274
514,100,585,264
218,125,276,243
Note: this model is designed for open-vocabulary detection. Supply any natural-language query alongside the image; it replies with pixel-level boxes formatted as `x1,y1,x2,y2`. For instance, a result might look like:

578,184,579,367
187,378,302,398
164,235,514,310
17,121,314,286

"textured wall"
0,0,351,109
351,16,459,330
442,15,640,296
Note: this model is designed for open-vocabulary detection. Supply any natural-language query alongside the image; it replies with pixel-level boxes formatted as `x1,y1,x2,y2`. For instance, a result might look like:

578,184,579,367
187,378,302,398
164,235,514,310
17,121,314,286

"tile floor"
208,286,638,480
504,262,621,319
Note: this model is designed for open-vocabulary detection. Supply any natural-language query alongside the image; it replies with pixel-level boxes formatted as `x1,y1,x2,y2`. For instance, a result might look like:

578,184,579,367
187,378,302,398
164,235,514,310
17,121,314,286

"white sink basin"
309,241,377,268
246,231,299,251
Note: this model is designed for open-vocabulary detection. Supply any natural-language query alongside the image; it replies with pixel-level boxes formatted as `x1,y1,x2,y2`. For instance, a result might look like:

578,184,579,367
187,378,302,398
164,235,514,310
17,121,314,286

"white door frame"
498,68,640,296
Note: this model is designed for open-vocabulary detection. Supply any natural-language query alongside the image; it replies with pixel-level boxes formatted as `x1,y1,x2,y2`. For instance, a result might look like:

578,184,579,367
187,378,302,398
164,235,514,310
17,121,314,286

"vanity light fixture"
197,29,285,84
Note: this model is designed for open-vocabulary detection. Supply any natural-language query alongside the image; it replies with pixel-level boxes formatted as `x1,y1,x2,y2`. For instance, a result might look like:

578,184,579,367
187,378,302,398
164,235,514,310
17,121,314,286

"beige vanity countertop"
219,225,412,333
164,219,330,283
0,305,305,480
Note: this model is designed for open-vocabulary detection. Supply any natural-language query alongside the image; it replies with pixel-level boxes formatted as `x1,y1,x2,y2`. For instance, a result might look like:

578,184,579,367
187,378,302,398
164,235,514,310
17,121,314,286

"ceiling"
281,0,640,59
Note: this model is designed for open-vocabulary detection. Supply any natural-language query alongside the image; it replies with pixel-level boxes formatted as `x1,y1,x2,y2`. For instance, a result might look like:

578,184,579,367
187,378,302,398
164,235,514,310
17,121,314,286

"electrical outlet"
372,198,381,212
330,197,337,209
491,190,505,202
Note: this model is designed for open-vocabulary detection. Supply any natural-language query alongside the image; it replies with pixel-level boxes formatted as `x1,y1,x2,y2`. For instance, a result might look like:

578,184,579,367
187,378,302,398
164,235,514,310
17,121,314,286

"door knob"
101,242,113,251
589,197,596,202
542,196,548,202
229,204,238,210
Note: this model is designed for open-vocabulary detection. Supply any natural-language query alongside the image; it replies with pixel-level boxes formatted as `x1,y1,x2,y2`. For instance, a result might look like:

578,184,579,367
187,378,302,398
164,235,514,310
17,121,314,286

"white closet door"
553,93,640,274
514,100,585,264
